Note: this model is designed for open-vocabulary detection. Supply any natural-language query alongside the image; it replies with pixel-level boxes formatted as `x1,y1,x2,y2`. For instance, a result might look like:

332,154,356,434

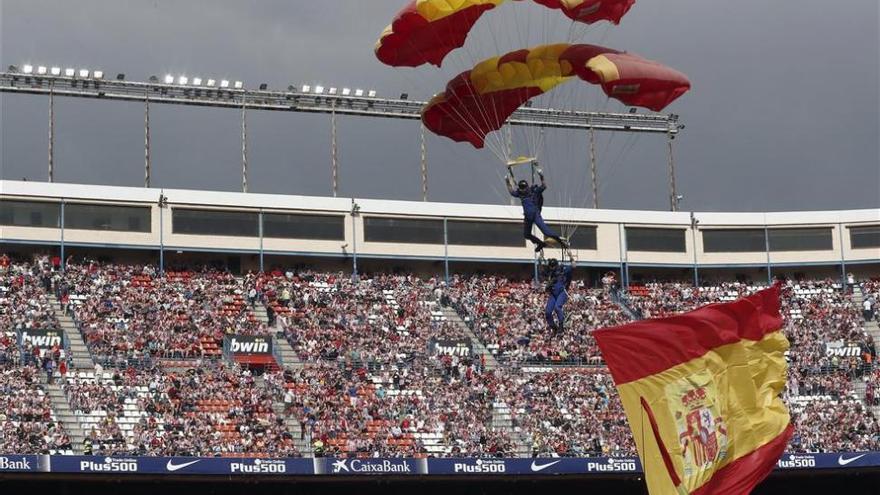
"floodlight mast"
1,71,684,201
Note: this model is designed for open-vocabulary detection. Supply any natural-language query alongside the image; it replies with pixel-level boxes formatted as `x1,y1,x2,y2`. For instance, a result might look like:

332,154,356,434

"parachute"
421,43,691,148
375,0,637,67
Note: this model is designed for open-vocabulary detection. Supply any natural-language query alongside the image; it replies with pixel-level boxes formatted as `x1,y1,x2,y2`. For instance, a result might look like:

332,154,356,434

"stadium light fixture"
23,64,34,74
301,84,311,93
329,87,338,95
116,73,125,81
64,68,75,77
164,75,174,84
37,66,48,75
259,83,268,90
233,81,243,89
79,69,90,78
354,89,364,97
400,93,408,100
93,70,104,79
206,79,216,87
191,77,201,86
220,79,230,88
314,85,324,94
178,76,188,85
51,67,62,76
367,90,377,98
341,88,351,96
149,75,159,83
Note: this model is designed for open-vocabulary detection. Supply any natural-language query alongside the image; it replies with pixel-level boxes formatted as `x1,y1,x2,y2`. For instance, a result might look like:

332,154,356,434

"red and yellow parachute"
376,0,637,67
421,43,691,147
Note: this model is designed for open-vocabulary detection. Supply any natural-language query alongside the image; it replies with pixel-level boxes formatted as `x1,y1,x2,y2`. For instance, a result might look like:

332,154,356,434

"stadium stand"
1,253,878,457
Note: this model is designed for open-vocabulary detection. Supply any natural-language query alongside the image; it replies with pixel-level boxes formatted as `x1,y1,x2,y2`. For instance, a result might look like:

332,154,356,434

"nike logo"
166,459,201,472
530,460,561,472
837,454,866,466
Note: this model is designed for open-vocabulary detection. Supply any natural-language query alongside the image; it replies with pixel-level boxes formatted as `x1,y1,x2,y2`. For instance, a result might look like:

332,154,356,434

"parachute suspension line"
330,102,338,197
667,132,679,212
589,125,599,209
240,98,248,193
420,124,428,201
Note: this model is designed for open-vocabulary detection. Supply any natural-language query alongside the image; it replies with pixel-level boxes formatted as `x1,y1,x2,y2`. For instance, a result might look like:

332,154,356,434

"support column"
59,199,65,272
589,125,598,209
443,218,449,285
420,125,428,201
48,82,55,183
241,100,249,193
331,104,339,197
259,211,265,273
144,94,151,188
667,132,679,212
764,225,772,285
351,200,359,278
838,223,847,286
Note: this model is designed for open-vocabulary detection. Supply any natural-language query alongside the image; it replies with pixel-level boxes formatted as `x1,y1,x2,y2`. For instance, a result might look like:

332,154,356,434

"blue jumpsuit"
511,184,561,247
545,265,573,331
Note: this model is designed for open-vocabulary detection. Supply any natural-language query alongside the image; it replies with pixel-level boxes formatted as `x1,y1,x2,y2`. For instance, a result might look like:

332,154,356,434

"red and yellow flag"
594,285,792,495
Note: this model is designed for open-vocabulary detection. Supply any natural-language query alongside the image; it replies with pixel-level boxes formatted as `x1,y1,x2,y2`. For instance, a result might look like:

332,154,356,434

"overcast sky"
1,0,878,212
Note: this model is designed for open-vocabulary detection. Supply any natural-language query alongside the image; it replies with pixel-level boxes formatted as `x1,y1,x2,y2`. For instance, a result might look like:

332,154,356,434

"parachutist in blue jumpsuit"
506,167,566,252
544,257,574,333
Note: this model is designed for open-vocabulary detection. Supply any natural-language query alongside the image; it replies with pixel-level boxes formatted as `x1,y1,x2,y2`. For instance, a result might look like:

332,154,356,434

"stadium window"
64,203,151,233
0,200,61,228
172,208,258,237
262,213,344,240
550,224,597,250
768,227,833,252
849,225,880,250
446,220,523,247
626,227,687,253
702,229,766,253
364,217,444,244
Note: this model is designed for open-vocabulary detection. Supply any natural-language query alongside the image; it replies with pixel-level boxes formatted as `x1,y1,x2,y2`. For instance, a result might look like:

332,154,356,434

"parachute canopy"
376,0,637,67
421,43,691,148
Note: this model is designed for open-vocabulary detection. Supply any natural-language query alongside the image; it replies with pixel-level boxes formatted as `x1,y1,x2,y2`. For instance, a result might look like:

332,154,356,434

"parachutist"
543,253,575,333
506,169,566,252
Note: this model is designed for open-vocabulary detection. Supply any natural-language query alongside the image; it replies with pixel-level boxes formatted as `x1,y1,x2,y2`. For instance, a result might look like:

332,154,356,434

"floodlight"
233,81,243,89
341,88,351,96
37,66,48,75
301,84,311,93
178,76,188,85
149,76,159,83
79,69,89,78
65,68,75,77
164,75,174,84
192,77,202,86
220,79,230,88
328,87,338,95
23,64,34,74
116,73,125,80
93,70,104,79
400,93,408,100
314,85,324,94
206,79,216,87
354,89,364,96
367,90,377,97
259,83,268,90
51,67,62,76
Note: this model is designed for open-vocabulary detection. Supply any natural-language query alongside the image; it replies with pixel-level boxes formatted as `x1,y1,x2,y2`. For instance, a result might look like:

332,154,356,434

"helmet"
547,258,559,269
517,180,529,190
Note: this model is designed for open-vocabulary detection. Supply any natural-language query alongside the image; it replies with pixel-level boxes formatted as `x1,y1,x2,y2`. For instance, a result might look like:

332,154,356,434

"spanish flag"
594,285,792,495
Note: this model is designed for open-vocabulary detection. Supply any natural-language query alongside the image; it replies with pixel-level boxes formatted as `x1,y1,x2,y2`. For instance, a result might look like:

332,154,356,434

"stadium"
1,1,879,494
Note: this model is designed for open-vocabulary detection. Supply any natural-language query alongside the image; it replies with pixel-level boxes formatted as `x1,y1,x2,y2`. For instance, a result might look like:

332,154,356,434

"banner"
315,457,427,475
0,455,43,472
2,453,878,476
18,329,64,349
224,335,273,355
46,456,313,475
825,341,863,358
427,457,641,475
428,338,472,357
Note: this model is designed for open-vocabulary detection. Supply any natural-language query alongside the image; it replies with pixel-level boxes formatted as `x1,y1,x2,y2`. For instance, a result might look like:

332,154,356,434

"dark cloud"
2,0,878,211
